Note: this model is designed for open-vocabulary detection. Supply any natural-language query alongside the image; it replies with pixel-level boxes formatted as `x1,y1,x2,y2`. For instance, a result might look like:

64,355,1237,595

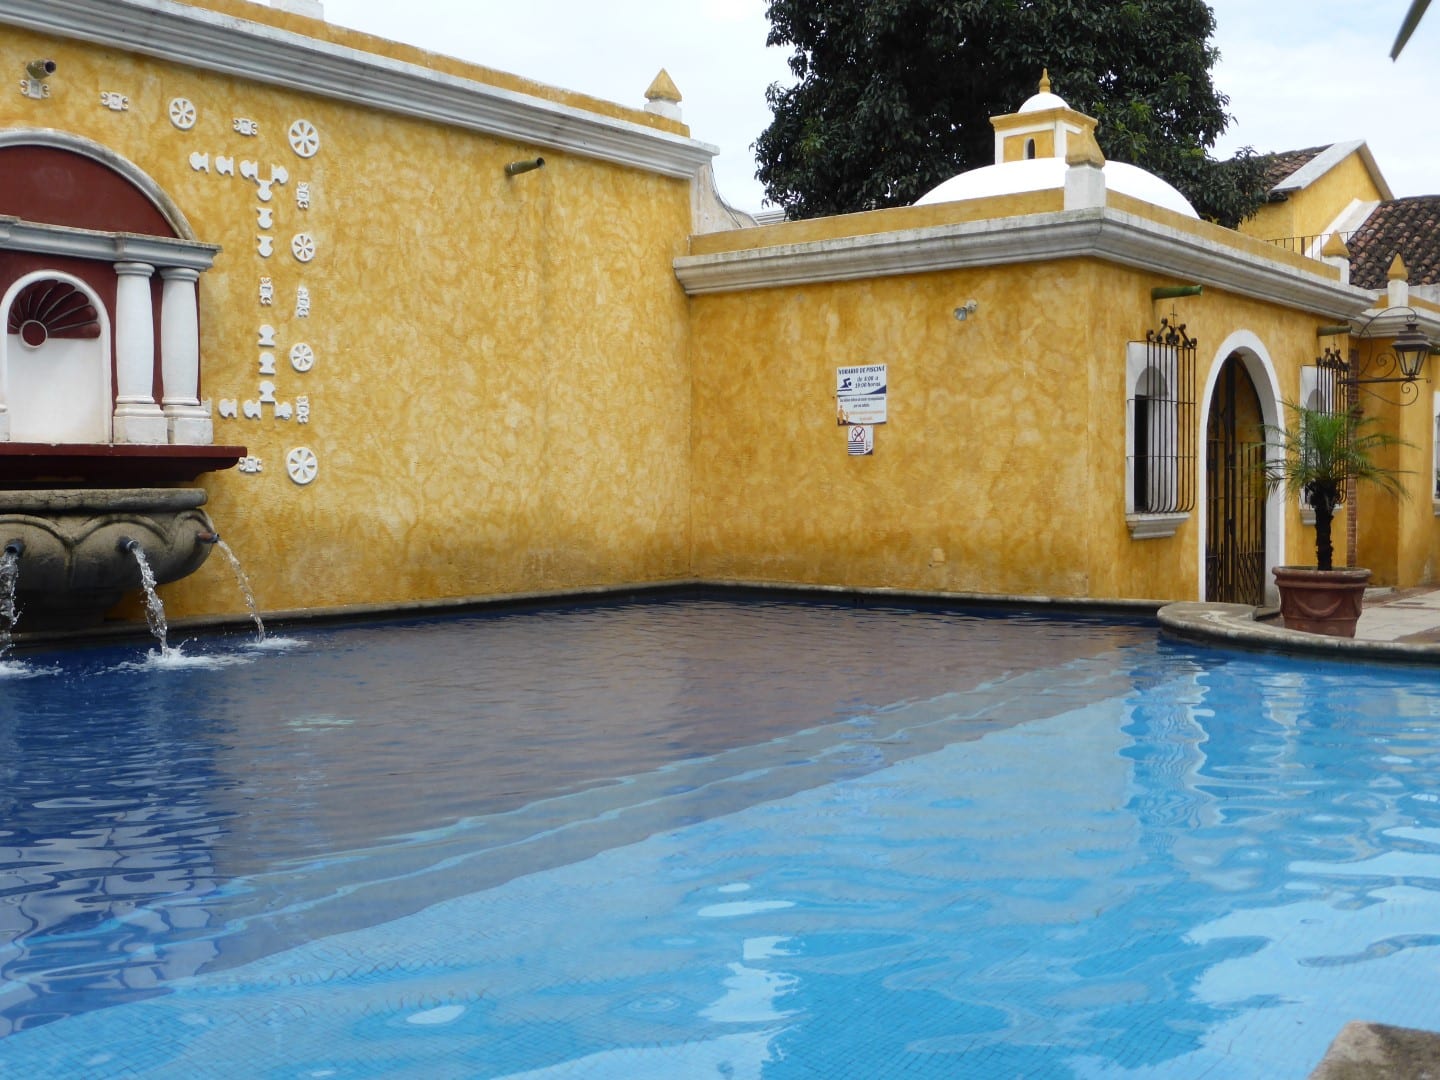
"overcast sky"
312,0,1440,212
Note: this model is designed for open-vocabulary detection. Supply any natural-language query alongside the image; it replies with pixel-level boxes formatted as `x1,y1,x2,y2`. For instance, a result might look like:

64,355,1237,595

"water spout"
0,541,21,655
196,529,221,545
120,537,169,652
215,538,266,644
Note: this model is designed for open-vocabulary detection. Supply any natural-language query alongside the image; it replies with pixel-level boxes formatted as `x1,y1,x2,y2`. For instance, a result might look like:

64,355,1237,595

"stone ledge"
1158,601,1440,664
1310,1020,1440,1078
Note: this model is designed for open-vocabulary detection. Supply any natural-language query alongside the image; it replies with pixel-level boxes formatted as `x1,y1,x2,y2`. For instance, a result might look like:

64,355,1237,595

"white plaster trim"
0,129,199,240
0,0,717,180
1126,512,1188,540
0,217,219,270
1321,197,1381,245
674,207,1372,319
1272,140,1394,202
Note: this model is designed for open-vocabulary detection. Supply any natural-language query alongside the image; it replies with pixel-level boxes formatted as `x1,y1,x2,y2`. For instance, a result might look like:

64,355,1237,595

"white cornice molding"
674,207,1373,319
0,216,220,270
0,0,718,180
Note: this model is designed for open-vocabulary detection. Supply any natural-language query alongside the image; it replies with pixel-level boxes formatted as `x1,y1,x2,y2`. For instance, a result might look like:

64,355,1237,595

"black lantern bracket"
1316,305,1434,408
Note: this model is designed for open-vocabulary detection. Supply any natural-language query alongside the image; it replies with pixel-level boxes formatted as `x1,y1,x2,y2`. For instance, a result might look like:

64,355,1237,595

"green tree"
755,0,1270,227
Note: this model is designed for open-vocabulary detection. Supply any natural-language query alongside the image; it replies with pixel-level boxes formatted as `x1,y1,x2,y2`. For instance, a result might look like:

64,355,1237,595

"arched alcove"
0,129,220,452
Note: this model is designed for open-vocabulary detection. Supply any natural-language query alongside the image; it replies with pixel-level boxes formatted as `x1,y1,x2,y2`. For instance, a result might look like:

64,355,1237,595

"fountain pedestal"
0,488,215,629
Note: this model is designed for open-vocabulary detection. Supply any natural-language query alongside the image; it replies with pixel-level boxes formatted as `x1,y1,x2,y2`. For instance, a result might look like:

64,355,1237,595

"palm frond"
1393,0,1432,58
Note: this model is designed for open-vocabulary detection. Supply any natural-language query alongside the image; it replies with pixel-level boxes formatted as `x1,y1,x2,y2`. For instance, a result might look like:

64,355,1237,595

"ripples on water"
1,599,1438,1078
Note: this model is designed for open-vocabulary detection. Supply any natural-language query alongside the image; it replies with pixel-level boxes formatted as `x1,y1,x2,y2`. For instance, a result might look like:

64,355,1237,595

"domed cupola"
914,71,1199,219
991,70,1098,164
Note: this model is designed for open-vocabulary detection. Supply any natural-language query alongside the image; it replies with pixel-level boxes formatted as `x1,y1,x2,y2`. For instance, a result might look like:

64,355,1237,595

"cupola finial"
1039,68,1051,94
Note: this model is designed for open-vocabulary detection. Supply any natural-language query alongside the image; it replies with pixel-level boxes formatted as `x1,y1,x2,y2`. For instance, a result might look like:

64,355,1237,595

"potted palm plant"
1263,402,1409,636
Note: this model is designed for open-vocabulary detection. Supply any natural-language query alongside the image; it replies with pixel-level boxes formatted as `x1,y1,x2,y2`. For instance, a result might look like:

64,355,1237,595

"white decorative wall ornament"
240,161,288,201
242,399,262,419
20,79,50,101
100,92,130,112
286,446,319,485
289,342,314,372
238,456,263,474
291,233,316,263
258,380,278,405
296,181,311,210
256,235,274,258
233,117,260,136
218,398,239,419
169,97,197,130
258,351,276,375
295,285,311,318
215,155,235,176
259,277,274,305
296,395,310,424
274,402,293,421
256,206,274,229
287,119,320,158
257,325,277,347
188,151,209,172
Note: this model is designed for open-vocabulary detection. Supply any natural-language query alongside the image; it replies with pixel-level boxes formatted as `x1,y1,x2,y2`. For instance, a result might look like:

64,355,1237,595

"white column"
159,267,211,444
112,261,167,444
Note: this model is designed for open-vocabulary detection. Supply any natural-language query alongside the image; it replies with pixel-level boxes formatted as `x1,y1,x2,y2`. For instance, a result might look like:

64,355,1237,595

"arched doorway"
1205,354,1268,604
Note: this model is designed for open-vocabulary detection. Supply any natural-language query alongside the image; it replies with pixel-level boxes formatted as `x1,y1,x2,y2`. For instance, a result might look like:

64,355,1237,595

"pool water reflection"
1,598,1438,1078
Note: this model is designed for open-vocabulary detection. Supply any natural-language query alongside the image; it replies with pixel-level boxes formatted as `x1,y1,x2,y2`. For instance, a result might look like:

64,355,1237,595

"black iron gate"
1205,356,1267,604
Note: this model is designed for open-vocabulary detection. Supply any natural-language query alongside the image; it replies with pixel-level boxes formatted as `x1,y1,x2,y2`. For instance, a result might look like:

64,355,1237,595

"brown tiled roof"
1348,196,1440,289
1255,145,1330,192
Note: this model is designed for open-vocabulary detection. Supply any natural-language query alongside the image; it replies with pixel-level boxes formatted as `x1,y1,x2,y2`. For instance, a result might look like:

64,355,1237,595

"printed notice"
836,364,887,424
847,424,874,455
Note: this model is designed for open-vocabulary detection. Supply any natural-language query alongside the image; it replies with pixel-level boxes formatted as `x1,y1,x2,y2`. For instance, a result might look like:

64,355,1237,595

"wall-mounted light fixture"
1316,305,1434,408
21,59,56,100
504,157,545,177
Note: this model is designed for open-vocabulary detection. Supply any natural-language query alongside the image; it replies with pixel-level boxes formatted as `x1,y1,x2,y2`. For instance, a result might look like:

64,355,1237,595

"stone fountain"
0,488,218,629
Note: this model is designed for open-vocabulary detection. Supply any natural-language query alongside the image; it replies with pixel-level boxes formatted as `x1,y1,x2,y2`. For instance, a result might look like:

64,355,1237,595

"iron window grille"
1128,319,1198,515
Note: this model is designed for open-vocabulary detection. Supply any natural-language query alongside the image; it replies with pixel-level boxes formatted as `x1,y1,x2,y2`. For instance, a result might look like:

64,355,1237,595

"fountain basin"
0,488,215,628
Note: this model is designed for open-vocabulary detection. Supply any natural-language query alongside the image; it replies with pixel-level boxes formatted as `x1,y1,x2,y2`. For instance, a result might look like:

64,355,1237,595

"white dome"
1018,90,1068,113
914,157,1199,219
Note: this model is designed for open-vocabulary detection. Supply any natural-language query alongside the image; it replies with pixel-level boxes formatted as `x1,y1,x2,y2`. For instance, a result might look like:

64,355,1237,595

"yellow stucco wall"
685,253,1389,604
3,18,696,621
1239,150,1387,246
7,5,1437,621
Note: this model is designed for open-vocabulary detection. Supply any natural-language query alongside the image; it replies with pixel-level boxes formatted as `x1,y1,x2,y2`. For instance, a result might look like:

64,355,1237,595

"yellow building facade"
1,0,1437,628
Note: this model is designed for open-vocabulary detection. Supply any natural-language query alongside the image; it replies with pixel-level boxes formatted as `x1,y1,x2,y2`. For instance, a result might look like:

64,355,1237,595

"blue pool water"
2,598,1439,1077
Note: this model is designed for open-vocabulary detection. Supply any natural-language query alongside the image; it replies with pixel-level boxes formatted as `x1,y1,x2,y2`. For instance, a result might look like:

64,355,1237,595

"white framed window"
1125,328,1196,539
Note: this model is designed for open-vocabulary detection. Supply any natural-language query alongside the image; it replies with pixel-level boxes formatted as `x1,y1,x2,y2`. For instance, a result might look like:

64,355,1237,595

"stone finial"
1387,253,1410,307
1321,232,1351,285
1039,68,1051,95
1065,127,1105,168
645,69,682,120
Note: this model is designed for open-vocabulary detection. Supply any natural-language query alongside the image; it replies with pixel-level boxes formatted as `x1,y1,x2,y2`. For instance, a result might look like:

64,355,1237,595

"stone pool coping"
1310,1021,1440,1078
1158,601,1440,664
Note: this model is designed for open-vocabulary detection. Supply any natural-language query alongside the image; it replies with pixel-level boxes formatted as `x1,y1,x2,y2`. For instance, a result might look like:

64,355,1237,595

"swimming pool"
1,597,1438,1077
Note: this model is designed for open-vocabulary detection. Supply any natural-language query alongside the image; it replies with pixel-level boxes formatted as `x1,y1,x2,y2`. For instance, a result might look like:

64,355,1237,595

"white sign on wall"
847,424,875,456
836,364,887,424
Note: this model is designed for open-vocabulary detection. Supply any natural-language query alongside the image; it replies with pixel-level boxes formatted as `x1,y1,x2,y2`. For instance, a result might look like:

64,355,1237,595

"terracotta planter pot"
1272,566,1372,637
